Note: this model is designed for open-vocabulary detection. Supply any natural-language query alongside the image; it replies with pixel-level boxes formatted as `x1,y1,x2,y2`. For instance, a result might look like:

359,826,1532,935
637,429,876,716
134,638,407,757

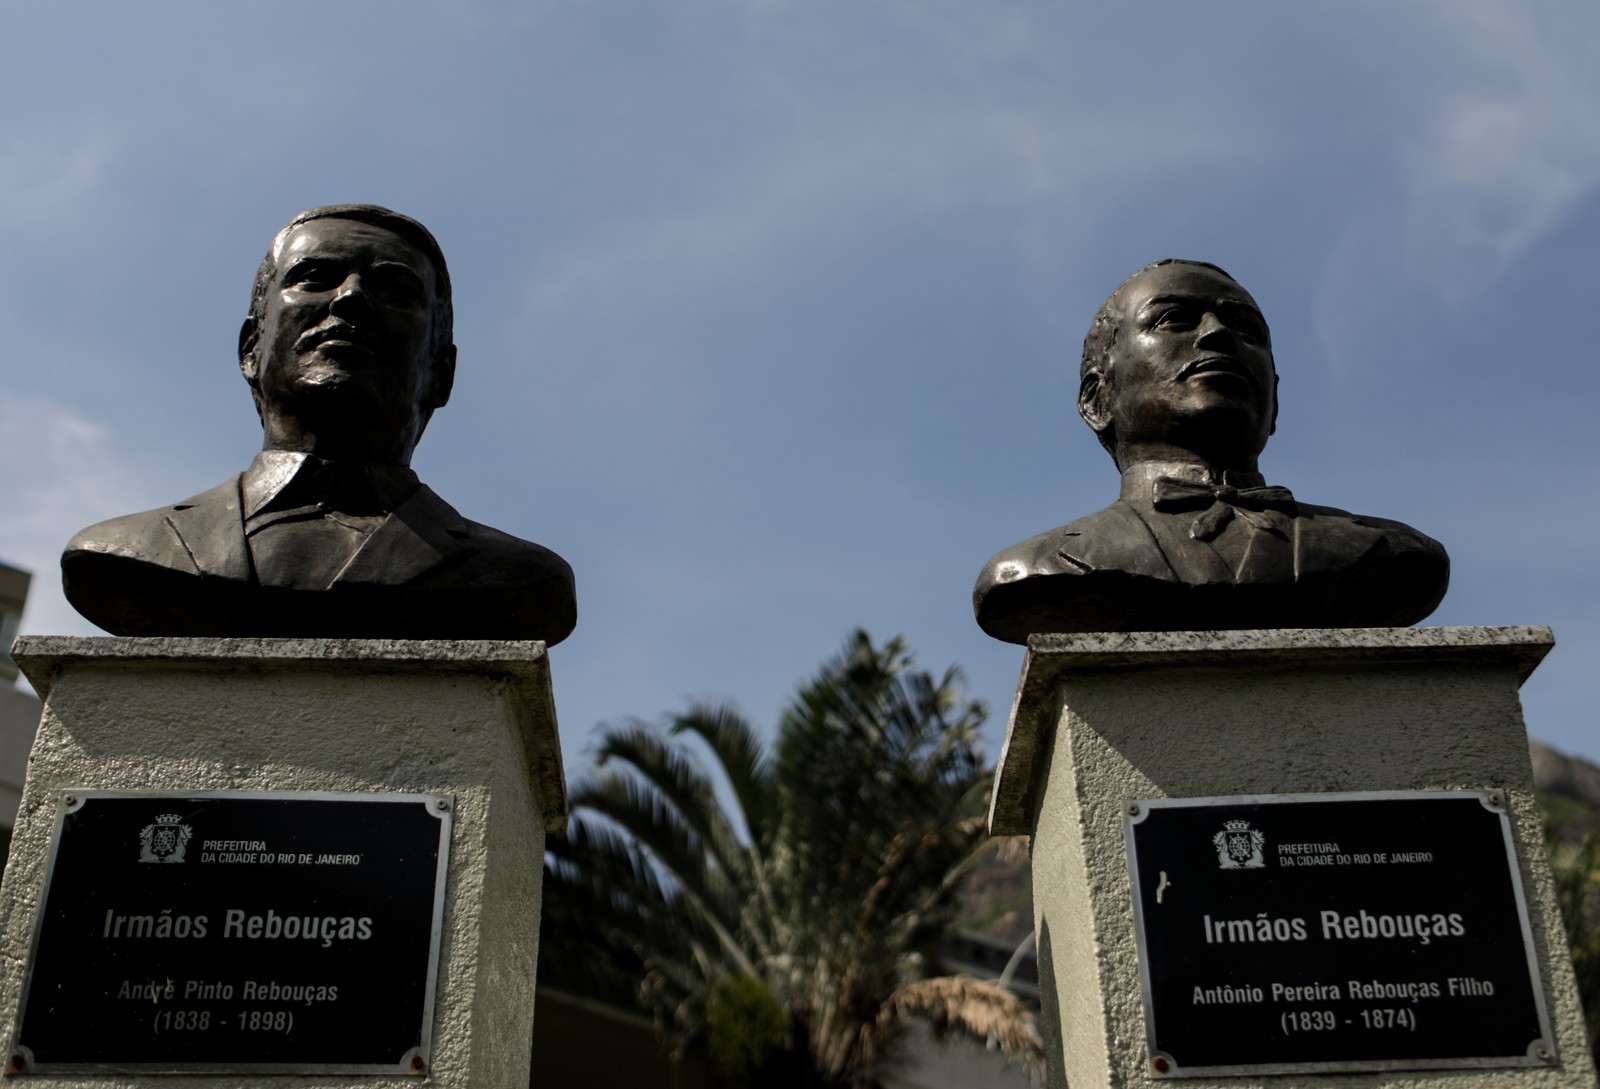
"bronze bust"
63,205,576,643
974,259,1447,643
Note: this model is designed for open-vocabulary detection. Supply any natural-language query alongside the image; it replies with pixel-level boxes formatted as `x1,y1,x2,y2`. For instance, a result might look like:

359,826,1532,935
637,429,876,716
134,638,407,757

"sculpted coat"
64,456,576,641
974,461,1448,643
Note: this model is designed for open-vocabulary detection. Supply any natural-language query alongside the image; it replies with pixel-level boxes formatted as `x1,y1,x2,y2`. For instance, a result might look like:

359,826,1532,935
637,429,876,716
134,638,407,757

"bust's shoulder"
61,477,245,636
405,489,578,644
446,513,576,586
1294,501,1436,537
64,477,242,570
977,501,1165,590
973,501,1178,643
403,487,573,584
1291,501,1450,565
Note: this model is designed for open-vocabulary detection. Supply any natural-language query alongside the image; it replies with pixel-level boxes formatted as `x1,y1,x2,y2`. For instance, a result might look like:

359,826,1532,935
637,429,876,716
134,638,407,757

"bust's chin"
271,367,397,420
258,389,419,465
1159,402,1271,469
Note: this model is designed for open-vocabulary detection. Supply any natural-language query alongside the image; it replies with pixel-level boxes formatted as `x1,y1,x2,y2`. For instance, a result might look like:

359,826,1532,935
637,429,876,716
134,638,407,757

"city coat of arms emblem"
1212,819,1265,869
138,814,193,864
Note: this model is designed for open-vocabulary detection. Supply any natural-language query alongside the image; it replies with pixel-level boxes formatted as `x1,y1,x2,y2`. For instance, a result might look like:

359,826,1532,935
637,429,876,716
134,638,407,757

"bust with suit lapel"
63,205,576,643
973,260,1448,644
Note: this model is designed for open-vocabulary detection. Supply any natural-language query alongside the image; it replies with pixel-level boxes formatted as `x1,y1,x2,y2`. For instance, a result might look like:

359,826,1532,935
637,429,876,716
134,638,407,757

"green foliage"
706,973,790,1078
544,631,1041,1088
1546,822,1600,1059
1540,790,1594,837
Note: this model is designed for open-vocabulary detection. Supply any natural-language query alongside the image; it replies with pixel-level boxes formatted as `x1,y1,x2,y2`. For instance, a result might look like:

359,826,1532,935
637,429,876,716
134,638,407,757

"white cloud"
1402,3,1600,276
0,129,121,234
1315,1,1600,342
0,398,164,639
515,101,1247,346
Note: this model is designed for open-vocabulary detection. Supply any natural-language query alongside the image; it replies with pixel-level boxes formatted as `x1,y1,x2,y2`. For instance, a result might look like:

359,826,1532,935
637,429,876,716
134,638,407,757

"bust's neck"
1117,457,1267,502
258,414,417,468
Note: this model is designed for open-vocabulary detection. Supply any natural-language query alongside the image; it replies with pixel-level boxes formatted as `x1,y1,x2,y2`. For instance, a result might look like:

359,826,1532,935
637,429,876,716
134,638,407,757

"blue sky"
4,1,1598,768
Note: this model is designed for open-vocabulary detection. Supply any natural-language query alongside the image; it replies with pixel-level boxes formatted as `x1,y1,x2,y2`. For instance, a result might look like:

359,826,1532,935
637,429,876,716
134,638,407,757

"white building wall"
0,683,40,830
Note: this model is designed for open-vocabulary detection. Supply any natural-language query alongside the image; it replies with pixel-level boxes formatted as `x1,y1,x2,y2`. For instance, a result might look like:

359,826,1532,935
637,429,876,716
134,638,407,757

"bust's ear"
1078,367,1112,436
238,317,259,384
427,344,456,411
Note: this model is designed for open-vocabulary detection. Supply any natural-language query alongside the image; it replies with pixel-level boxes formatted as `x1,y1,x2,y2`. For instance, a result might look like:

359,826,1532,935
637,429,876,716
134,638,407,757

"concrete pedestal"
989,626,1596,1089
0,636,565,1088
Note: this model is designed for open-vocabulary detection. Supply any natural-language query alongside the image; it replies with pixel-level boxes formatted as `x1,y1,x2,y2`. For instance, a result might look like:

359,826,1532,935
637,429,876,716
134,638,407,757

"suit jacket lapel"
1060,502,1185,581
1129,502,1235,584
165,477,253,582
1231,511,1295,584
331,485,466,586
1292,507,1383,579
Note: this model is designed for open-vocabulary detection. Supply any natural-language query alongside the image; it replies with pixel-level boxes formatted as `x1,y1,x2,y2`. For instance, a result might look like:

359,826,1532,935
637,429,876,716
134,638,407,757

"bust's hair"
1079,258,1267,460
245,204,454,370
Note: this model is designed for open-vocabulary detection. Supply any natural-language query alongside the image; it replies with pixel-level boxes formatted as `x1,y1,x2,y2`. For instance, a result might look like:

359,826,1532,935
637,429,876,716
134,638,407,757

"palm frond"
595,724,754,891
547,631,1028,1089
874,975,1044,1082
669,702,775,840
571,773,750,969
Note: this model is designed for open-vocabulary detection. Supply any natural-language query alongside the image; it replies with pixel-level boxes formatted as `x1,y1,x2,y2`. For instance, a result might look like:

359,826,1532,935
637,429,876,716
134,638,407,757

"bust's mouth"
1178,355,1259,392
298,324,380,358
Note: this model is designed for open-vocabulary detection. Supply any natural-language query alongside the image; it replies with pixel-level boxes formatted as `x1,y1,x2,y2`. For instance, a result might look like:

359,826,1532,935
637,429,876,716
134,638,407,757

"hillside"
1534,739,1600,842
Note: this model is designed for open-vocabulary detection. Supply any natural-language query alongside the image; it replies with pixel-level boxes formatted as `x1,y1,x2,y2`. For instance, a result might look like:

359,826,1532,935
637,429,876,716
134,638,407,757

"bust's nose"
329,273,374,319
1195,311,1238,351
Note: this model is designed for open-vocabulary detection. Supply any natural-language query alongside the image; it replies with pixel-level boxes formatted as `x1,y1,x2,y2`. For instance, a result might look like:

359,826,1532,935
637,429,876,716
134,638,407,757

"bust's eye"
285,263,339,290
372,272,424,306
1225,310,1268,341
1151,307,1195,330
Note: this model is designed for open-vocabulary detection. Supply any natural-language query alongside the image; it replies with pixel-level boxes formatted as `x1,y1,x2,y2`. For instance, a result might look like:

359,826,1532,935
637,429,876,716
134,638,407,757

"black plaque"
12,791,451,1074
1125,790,1554,1077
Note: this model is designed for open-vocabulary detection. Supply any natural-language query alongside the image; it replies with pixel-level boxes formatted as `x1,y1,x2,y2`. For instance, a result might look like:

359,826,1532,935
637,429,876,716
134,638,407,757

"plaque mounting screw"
410,1054,428,1073
1150,1055,1170,1075
1127,803,1141,817
63,793,76,808
436,798,451,812
1536,1044,1553,1061
7,1053,25,1074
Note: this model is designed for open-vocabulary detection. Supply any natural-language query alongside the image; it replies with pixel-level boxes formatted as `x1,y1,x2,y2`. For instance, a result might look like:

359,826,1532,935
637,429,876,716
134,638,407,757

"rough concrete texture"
990,626,1554,836
992,626,1596,1089
0,636,564,1089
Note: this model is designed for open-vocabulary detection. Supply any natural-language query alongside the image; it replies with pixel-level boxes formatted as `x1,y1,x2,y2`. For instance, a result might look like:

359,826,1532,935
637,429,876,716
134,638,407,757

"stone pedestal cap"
989,626,1554,836
12,635,567,831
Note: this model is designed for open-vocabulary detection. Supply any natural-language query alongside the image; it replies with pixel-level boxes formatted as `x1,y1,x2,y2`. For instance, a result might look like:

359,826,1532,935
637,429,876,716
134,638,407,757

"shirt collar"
241,450,420,519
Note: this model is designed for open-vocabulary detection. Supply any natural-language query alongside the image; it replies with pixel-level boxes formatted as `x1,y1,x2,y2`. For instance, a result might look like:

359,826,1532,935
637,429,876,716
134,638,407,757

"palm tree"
542,631,1042,1087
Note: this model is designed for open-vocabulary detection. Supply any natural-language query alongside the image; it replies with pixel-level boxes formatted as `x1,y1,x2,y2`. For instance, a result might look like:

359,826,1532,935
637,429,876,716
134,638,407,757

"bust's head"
238,205,457,465
1078,260,1277,474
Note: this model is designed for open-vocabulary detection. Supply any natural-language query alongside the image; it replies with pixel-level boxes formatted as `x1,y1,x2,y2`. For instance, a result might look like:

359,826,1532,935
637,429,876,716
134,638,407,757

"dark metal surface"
13,791,450,1074
974,260,1448,641
1124,791,1552,1077
62,205,576,643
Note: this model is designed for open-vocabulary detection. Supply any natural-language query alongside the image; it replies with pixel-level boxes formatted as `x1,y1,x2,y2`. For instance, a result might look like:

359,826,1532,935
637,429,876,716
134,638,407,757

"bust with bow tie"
62,204,577,643
973,259,1448,643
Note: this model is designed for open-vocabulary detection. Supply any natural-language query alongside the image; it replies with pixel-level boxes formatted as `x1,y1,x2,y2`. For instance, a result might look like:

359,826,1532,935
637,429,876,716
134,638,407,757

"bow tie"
1151,478,1296,542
